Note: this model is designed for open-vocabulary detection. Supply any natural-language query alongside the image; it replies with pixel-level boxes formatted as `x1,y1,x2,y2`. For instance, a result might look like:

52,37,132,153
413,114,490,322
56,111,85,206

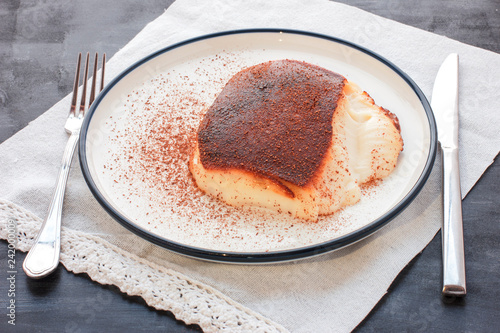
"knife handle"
441,146,466,296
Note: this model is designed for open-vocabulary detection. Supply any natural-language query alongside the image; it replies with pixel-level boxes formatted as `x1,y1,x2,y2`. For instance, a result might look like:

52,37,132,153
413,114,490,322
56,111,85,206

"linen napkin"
1,0,499,332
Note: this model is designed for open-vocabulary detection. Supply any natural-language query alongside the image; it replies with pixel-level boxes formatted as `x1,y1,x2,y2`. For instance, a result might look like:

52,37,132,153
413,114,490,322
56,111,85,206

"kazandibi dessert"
189,60,403,221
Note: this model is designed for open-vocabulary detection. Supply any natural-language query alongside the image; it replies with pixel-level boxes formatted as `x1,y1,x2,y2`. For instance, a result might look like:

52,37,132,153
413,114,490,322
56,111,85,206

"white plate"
80,29,437,263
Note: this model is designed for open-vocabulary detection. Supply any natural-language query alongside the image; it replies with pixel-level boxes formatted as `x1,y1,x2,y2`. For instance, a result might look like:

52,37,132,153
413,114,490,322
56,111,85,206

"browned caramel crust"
381,107,401,132
197,60,345,187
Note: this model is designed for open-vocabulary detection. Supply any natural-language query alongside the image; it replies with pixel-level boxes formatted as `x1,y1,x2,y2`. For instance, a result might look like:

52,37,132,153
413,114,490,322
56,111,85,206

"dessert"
189,60,403,221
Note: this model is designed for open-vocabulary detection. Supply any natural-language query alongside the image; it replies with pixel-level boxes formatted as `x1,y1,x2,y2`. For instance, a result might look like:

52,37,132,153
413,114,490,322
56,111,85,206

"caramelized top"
197,60,345,187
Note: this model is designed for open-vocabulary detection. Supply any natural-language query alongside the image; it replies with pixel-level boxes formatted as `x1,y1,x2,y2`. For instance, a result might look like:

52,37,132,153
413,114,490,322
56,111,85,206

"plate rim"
79,28,438,263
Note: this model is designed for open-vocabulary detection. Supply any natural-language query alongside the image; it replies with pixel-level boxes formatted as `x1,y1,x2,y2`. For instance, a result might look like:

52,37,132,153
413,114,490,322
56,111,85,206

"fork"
23,52,105,279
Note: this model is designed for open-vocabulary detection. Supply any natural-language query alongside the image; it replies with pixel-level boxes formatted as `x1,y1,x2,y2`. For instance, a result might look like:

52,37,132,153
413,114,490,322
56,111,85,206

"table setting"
1,0,499,332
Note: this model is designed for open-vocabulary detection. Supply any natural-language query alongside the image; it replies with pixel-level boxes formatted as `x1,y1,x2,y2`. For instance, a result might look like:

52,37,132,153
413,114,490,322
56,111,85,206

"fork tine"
100,53,106,92
70,53,82,116
89,53,98,106
79,52,90,116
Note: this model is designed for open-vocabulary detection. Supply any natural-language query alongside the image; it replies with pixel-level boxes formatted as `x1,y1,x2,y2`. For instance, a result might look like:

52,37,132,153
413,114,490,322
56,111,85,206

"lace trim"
0,198,288,333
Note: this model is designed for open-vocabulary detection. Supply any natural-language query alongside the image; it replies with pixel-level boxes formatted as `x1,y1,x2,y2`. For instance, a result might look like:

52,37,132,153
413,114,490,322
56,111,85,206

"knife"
431,53,466,297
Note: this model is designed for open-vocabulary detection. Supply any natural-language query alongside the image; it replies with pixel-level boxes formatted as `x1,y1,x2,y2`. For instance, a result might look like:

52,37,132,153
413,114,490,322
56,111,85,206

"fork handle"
441,146,466,296
23,132,79,279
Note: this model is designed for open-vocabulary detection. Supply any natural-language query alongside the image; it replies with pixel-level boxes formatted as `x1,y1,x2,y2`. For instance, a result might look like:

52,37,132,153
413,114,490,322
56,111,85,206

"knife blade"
431,53,466,297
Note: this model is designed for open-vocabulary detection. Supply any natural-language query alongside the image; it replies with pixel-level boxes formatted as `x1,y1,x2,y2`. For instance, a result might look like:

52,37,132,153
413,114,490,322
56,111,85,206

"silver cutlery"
431,53,466,296
23,52,105,279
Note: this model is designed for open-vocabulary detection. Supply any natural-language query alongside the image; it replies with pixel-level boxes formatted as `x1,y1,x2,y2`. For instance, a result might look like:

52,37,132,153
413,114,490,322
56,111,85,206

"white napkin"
1,0,499,332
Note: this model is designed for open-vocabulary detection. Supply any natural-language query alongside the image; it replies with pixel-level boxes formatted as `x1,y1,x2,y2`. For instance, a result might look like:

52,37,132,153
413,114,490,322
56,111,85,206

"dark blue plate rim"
79,28,437,263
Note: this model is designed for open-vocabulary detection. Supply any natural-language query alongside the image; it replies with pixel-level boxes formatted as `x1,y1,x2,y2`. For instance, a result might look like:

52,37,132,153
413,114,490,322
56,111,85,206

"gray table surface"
1,1,499,332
